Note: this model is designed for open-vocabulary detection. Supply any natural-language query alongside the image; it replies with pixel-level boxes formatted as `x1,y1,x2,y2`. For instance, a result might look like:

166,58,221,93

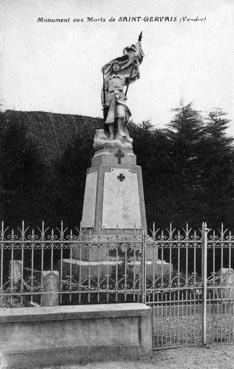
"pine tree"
200,109,234,228
166,103,205,227
129,121,174,227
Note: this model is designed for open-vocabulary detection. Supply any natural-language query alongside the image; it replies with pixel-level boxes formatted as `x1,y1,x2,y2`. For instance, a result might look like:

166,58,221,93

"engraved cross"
115,149,125,164
117,173,125,182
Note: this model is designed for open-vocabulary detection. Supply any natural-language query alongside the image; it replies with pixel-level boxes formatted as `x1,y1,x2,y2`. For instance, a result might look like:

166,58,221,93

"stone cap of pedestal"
79,229,154,244
92,147,136,167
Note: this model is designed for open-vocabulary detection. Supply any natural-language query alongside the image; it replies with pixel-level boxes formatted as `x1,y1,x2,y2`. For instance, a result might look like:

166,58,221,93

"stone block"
92,147,136,167
9,260,22,285
72,243,117,262
129,260,172,278
61,258,172,282
216,268,234,300
72,233,157,262
61,258,122,281
41,271,59,306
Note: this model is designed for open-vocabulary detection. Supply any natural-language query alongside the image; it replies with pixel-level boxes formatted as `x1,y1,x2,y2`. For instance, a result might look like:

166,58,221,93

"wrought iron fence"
0,221,234,349
0,221,146,307
148,223,234,349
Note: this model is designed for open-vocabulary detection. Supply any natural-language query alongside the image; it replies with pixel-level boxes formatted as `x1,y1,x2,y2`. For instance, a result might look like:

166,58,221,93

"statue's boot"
124,127,133,143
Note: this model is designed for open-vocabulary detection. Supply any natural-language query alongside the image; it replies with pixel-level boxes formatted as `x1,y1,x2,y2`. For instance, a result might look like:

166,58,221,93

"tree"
163,105,234,229
129,121,175,227
200,109,234,228
165,103,205,227
0,120,46,225
53,125,94,227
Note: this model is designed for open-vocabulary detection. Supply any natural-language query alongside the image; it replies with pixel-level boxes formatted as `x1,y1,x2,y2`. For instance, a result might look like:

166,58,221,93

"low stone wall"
0,303,152,368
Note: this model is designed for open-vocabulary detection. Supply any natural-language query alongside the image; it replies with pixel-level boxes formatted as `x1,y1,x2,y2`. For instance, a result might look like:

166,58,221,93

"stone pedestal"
61,137,172,285
81,146,147,232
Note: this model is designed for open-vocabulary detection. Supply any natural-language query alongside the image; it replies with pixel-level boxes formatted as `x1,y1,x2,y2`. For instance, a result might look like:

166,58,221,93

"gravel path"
154,312,234,348
44,345,234,369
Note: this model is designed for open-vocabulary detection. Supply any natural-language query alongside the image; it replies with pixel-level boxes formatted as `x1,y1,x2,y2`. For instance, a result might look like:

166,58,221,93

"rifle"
102,69,108,120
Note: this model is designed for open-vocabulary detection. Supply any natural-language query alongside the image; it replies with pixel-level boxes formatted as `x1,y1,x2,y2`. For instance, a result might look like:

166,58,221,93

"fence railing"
148,222,234,348
1,221,234,348
1,221,147,307
1,221,234,307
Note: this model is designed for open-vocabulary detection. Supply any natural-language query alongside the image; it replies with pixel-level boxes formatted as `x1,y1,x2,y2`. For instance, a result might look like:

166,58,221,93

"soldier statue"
101,33,144,142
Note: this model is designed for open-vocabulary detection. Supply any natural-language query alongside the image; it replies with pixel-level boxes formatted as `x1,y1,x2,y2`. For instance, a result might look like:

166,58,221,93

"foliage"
0,117,46,225
200,109,234,228
0,106,233,230
53,125,94,226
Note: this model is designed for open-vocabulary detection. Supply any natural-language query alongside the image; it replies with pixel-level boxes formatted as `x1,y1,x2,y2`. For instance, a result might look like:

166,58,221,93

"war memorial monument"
63,33,171,279
82,32,146,233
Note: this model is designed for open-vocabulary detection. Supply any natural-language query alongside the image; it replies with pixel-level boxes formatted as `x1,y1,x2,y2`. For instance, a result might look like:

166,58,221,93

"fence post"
141,230,146,304
202,222,208,346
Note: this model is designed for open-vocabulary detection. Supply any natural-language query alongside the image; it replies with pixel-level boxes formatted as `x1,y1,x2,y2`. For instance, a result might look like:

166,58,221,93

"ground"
45,345,234,369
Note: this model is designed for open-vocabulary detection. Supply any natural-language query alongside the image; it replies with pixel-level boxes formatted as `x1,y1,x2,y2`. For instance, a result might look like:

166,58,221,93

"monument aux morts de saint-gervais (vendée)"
62,34,171,281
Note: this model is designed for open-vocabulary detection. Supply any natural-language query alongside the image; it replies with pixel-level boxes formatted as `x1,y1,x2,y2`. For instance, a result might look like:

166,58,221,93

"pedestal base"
61,258,172,281
75,138,172,289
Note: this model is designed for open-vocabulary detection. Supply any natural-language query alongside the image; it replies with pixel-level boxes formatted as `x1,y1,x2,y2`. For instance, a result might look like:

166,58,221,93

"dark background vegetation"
0,103,234,231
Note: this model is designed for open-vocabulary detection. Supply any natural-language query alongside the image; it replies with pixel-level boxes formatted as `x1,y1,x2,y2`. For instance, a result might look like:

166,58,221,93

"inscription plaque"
102,168,141,228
